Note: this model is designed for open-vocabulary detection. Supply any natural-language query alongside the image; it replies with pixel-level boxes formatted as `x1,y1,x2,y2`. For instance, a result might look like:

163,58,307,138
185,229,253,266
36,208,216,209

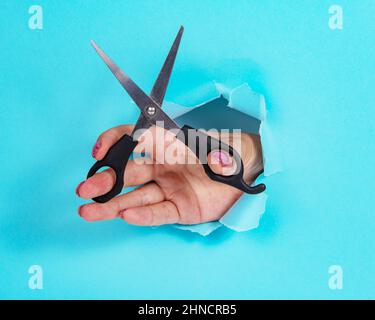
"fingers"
79,183,165,222
207,150,237,176
120,201,180,226
76,160,154,199
134,125,189,164
199,130,236,176
205,133,264,182
92,125,134,160
78,198,120,221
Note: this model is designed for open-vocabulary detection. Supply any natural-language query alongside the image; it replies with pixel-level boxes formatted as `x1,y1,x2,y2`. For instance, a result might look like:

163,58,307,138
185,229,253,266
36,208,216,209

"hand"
76,125,263,226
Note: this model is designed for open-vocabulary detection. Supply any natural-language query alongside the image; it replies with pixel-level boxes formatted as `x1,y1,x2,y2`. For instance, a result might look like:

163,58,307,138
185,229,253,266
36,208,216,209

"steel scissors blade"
90,26,184,134
87,26,265,203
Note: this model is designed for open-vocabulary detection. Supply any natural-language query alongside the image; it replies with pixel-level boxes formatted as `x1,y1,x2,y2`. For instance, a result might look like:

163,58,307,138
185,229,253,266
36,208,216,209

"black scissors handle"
180,125,266,194
87,134,138,203
87,125,264,203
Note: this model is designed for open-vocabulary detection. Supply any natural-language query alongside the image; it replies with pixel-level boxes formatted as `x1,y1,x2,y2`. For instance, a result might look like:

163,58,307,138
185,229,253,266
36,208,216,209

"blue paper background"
0,1,374,299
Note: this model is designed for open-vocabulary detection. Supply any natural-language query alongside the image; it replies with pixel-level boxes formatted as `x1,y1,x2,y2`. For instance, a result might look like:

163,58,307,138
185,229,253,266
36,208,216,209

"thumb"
207,150,237,176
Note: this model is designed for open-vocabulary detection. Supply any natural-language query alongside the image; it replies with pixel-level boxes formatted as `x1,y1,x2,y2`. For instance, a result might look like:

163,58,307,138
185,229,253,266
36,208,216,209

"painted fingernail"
91,140,101,158
212,151,232,167
78,205,84,217
75,181,85,196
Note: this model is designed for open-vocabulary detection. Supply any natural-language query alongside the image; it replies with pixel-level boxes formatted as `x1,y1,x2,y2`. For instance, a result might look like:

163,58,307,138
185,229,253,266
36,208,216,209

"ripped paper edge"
168,81,282,236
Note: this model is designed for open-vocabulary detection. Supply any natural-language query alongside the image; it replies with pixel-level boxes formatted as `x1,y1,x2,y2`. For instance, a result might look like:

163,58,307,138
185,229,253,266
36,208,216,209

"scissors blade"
91,40,180,133
132,26,184,134
132,113,150,134
150,26,184,106
91,40,154,111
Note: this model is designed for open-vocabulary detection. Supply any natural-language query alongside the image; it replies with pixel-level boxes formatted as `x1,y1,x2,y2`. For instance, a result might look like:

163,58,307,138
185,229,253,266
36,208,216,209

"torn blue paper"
163,82,281,236
175,221,222,236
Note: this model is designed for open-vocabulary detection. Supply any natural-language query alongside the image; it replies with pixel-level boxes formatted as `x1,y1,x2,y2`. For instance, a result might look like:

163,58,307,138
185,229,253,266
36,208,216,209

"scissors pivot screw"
146,105,156,116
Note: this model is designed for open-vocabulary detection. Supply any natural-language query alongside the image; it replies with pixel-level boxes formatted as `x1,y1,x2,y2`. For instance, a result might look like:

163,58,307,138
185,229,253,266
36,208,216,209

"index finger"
93,124,134,160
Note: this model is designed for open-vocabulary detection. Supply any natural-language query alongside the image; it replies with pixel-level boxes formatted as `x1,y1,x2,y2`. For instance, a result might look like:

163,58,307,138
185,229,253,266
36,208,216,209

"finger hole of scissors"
88,165,118,185
207,149,238,176
94,165,112,174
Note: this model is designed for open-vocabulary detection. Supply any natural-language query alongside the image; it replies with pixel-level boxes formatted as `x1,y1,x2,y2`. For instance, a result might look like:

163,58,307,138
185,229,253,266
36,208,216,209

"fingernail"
212,151,232,167
75,181,85,196
78,205,84,217
91,140,101,158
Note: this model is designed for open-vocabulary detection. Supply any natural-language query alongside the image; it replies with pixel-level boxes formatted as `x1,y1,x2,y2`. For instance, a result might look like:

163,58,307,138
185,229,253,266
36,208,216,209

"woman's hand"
76,125,263,226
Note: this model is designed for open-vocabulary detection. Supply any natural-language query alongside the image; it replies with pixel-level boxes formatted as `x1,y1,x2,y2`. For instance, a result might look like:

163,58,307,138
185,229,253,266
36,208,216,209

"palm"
150,162,242,224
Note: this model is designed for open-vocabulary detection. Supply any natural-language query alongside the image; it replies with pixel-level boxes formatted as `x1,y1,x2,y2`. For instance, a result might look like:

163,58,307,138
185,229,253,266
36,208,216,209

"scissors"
87,26,266,203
